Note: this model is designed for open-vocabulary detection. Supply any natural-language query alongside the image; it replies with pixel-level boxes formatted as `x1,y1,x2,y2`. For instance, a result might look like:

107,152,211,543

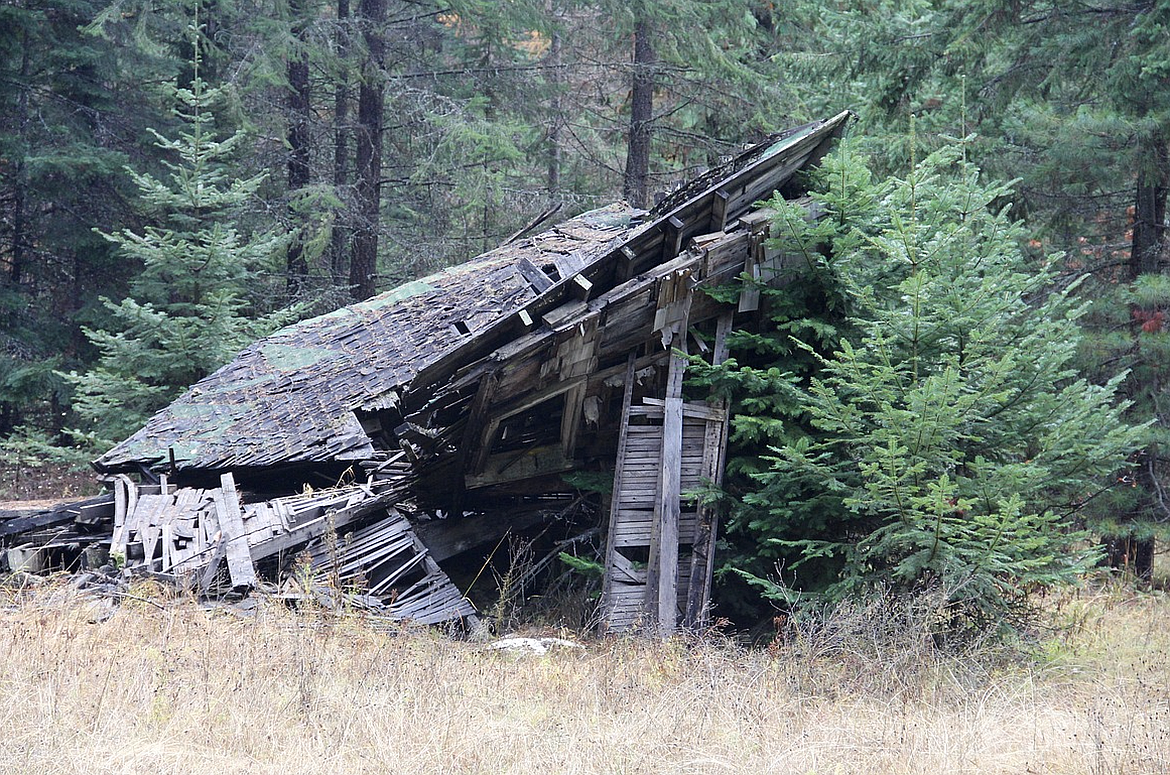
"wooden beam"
413,507,550,562
0,509,76,539
570,274,593,301
516,257,555,293
711,188,730,231
619,246,638,282
560,383,588,458
634,399,725,422
487,376,583,427
661,215,685,261
464,444,575,489
652,344,687,636
461,371,501,477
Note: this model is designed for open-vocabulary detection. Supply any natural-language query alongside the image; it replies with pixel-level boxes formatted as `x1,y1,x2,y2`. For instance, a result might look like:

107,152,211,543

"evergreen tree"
771,0,1170,580
0,0,160,437
702,146,1143,637
68,69,293,445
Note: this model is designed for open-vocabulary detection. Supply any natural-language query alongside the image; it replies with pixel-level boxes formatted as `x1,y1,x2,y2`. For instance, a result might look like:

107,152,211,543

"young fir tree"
701,145,1144,638
68,71,292,446
769,0,1170,578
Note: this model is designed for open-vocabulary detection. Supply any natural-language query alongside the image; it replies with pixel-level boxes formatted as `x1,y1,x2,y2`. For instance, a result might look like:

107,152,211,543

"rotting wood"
649,339,687,636
684,311,733,628
600,353,637,633
215,473,257,588
517,257,555,293
1,115,853,634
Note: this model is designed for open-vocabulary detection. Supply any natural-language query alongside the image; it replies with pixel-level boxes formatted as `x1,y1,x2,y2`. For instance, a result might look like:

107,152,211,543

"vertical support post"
557,319,599,459
646,339,687,636
684,311,733,629
462,371,500,469
455,370,500,510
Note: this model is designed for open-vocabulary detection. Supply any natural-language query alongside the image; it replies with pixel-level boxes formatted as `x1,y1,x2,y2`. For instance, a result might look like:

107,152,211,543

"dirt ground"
0,462,101,510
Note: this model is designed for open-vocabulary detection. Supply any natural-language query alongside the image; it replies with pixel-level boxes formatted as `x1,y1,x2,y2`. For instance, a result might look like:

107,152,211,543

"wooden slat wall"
601,400,726,634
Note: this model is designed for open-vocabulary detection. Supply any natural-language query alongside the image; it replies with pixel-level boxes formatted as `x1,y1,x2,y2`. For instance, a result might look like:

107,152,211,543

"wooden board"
215,473,257,588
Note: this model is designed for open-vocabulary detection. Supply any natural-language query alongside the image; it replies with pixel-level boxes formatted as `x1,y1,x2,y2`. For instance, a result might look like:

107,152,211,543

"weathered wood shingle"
96,204,638,473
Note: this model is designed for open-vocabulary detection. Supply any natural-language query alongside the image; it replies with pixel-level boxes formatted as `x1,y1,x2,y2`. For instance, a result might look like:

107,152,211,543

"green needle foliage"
67,71,295,447
711,144,1144,640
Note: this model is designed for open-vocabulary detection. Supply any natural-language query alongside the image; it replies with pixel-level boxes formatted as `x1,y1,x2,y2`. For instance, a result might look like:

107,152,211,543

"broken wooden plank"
197,534,228,594
517,257,555,293
684,311,734,629
214,473,256,588
111,477,129,549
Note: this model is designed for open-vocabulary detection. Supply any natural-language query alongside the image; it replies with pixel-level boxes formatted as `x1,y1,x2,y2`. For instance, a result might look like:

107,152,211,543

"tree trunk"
546,9,562,195
330,0,351,285
1103,534,1154,585
351,0,384,301
8,25,31,294
285,0,312,297
1117,134,1168,577
1129,134,1168,279
622,13,654,209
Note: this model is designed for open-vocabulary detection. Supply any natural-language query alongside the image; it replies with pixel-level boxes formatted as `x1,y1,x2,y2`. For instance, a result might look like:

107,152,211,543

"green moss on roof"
167,403,224,422
361,279,437,307
576,206,635,229
260,343,342,372
205,374,274,394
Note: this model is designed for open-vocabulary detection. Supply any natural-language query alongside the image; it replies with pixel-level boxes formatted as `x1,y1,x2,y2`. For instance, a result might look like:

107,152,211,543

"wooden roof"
95,112,851,476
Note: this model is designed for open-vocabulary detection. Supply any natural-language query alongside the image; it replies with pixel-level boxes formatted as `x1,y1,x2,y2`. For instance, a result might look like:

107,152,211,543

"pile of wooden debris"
1,453,474,625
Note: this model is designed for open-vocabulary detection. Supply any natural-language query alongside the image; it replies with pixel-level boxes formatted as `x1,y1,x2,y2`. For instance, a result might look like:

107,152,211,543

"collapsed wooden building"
1,113,850,633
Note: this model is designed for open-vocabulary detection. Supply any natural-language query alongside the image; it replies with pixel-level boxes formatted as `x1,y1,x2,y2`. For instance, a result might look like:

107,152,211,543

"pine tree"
68,66,293,446
705,146,1144,638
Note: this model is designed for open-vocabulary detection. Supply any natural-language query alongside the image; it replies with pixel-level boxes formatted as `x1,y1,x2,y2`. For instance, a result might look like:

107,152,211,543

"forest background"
1,0,1167,609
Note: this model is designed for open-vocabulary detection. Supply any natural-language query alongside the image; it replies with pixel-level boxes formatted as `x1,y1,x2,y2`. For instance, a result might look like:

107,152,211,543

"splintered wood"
104,464,474,624
299,509,475,624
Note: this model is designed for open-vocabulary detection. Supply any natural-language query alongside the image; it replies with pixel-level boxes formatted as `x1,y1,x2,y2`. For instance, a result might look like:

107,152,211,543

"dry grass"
1,579,1169,775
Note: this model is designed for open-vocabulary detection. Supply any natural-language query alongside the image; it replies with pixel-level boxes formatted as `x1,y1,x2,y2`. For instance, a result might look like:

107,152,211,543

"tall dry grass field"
1,579,1169,774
